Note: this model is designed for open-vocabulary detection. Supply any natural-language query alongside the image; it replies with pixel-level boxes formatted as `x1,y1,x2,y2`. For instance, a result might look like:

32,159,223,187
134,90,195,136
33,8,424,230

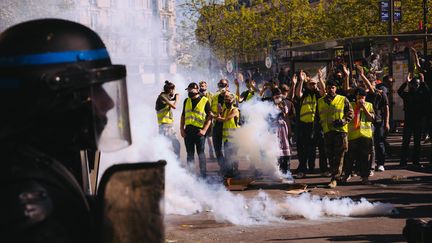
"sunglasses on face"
218,83,228,88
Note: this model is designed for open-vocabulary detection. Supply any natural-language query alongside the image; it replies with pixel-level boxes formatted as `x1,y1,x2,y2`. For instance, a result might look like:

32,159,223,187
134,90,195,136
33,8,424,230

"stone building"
75,0,176,84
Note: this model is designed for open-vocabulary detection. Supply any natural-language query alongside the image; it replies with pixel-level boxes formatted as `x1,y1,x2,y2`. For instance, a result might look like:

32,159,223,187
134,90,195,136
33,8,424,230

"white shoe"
377,165,385,172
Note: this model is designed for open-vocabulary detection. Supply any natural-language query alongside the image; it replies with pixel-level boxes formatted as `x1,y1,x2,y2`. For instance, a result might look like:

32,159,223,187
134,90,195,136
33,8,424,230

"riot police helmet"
0,18,131,152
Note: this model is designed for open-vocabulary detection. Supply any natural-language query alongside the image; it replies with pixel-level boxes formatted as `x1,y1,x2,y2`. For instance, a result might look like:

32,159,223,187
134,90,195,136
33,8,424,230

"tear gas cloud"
0,1,395,226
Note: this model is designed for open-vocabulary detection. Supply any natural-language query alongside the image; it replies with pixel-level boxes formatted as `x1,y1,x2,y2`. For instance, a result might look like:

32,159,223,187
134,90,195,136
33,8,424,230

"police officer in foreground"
0,19,131,242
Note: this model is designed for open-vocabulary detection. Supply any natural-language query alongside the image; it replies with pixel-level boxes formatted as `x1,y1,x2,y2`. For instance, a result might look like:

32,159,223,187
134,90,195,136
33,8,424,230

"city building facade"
76,0,176,84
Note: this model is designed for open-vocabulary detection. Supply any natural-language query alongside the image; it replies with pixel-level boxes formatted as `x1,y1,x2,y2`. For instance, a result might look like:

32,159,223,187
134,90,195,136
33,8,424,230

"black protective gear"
0,18,131,152
0,145,94,243
0,19,132,242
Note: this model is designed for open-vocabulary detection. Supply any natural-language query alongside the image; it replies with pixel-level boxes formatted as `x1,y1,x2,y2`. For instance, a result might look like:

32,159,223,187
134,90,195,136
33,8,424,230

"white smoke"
231,100,281,177
100,69,396,224
0,1,396,226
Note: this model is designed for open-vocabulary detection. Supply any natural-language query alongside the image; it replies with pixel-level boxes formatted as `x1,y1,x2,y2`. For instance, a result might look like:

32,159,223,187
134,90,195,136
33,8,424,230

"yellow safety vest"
211,92,223,114
185,96,208,128
348,102,373,140
222,107,240,142
244,90,255,102
299,94,317,123
157,104,173,125
203,91,213,106
318,94,348,134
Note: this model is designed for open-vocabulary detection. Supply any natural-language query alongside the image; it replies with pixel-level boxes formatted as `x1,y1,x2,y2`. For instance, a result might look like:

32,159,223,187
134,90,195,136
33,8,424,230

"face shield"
47,64,132,152
92,78,131,152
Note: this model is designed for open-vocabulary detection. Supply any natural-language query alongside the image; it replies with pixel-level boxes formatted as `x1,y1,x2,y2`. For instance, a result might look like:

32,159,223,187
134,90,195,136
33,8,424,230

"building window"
161,17,168,32
161,0,168,10
160,40,168,57
90,12,98,29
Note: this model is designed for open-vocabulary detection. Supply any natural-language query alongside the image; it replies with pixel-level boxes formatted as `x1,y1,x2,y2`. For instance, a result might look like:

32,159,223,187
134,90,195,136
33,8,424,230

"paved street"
166,132,432,242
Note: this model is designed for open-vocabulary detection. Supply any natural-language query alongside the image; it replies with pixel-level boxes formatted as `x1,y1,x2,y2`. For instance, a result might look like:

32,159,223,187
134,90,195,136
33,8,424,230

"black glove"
333,119,345,128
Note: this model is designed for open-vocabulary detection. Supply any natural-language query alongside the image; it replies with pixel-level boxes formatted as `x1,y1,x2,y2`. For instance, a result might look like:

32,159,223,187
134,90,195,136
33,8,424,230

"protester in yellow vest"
295,70,327,178
155,80,180,157
216,93,240,178
318,80,353,188
212,79,231,169
180,82,212,178
199,80,216,159
342,88,375,185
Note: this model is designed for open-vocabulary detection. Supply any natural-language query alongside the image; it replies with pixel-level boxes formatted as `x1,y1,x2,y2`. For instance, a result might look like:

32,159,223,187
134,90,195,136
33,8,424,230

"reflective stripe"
299,111,315,117
184,115,205,123
184,109,206,118
0,48,109,67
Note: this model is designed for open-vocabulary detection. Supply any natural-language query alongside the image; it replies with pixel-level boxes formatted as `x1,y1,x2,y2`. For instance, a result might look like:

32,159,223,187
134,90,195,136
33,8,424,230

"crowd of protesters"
156,47,432,188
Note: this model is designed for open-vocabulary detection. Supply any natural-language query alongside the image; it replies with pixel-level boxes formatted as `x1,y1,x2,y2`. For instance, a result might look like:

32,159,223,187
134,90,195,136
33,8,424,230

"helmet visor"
91,77,131,152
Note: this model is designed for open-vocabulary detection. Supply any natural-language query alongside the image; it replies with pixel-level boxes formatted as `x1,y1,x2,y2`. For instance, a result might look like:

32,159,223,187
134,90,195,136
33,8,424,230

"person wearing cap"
180,82,212,178
199,80,215,159
295,70,328,178
318,79,353,188
342,88,375,185
155,80,181,158
216,93,240,178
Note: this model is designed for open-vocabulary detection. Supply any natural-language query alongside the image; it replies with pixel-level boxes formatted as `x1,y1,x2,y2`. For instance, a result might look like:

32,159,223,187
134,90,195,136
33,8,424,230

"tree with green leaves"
179,0,432,69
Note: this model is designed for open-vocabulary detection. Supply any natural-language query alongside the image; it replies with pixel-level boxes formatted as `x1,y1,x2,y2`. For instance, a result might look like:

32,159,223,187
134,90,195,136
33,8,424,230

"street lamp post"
388,0,394,76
